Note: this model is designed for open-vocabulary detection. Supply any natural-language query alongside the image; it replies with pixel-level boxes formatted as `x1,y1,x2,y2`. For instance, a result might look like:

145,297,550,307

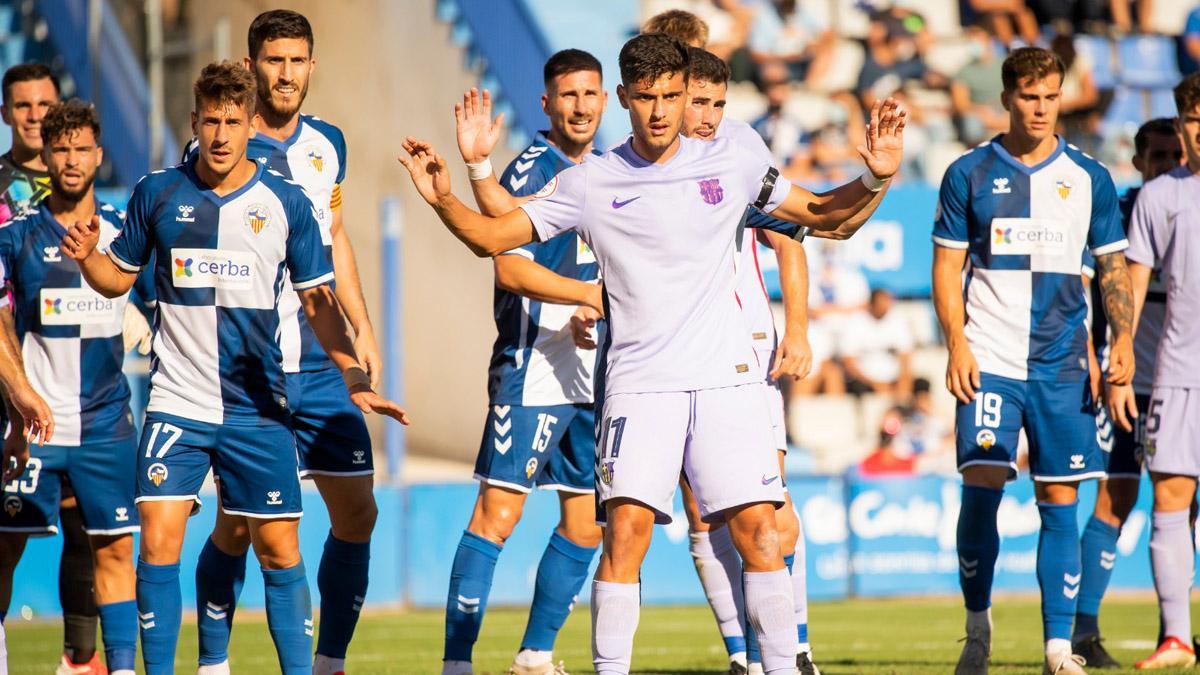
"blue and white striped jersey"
0,203,134,445
933,136,1127,381
488,132,601,406
108,159,333,424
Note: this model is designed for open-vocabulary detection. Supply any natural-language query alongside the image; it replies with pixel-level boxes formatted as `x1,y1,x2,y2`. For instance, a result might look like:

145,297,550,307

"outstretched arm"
768,98,905,237
455,88,532,216
398,138,538,256
61,215,138,298
494,254,603,312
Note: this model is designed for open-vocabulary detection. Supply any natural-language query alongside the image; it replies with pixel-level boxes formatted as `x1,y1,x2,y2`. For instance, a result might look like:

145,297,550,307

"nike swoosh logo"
612,196,640,209
761,475,779,485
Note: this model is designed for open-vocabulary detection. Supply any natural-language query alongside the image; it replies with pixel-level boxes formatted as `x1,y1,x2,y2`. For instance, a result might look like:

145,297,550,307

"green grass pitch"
6,596,1196,673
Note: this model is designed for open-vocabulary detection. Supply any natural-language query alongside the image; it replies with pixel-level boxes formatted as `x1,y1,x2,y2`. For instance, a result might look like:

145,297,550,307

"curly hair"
619,33,690,87
193,61,256,113
40,99,100,146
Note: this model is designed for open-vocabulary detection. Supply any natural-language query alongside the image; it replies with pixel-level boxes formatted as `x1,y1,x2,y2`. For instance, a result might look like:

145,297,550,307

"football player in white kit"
399,34,905,675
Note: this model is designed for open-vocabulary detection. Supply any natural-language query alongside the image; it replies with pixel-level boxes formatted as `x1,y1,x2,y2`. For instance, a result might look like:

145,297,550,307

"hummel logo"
611,196,640,209
960,556,980,579
352,450,366,465
304,617,314,637
139,611,156,629
176,204,195,222
1069,454,1085,470
205,601,229,620
42,246,61,262
456,594,481,614
1063,572,1081,599
115,507,129,522
494,437,512,455
761,474,779,486
266,490,282,505
352,594,364,612
992,178,1011,194
1099,550,1117,570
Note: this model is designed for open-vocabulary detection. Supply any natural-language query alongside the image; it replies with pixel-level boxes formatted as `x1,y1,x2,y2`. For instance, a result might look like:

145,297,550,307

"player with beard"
0,100,136,675
183,12,383,675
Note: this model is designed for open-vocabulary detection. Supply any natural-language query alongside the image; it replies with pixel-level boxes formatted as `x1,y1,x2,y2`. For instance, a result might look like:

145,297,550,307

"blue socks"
520,531,597,651
958,485,1003,612
136,559,182,675
262,562,314,675
316,532,370,659
1074,516,1120,640
195,538,247,665
1038,502,1081,642
745,553,798,664
444,530,502,662
97,600,137,672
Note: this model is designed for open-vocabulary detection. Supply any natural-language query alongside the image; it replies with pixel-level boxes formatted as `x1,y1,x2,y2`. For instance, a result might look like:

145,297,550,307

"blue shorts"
1,437,139,536
474,403,595,493
1095,393,1147,479
287,368,373,478
956,373,1105,483
136,412,302,519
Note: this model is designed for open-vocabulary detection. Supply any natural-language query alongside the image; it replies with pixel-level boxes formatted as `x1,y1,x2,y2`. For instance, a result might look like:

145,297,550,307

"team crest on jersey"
147,462,169,487
1055,179,1073,200
600,460,614,485
307,147,324,173
698,178,724,205
244,204,270,234
525,457,538,480
976,429,996,450
3,495,21,517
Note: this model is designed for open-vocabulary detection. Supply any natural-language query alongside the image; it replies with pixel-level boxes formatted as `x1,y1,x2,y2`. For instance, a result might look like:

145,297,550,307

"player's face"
1001,74,1062,144
1133,131,1183,182
1176,105,1200,170
1,78,59,154
543,69,606,149
618,71,688,154
682,78,726,140
43,126,101,202
191,98,252,177
250,37,313,119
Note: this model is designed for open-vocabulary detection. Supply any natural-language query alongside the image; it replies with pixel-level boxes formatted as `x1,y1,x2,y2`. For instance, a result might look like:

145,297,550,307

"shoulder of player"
1060,141,1115,183
941,142,992,184
300,114,346,145
259,168,318,212
97,201,126,225
1139,165,1191,198
130,166,189,209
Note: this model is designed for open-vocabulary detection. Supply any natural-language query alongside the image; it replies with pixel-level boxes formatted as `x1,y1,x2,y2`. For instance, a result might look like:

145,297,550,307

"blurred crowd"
635,0,1200,475
643,0,1200,186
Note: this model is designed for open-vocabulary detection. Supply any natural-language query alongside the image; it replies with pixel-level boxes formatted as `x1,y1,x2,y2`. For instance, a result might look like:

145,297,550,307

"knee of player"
961,465,1009,491
254,547,302,571
558,520,602,549
470,502,523,544
332,498,378,542
90,534,134,568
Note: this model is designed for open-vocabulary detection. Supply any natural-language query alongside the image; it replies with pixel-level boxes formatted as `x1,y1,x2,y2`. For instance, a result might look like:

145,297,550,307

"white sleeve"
518,163,588,242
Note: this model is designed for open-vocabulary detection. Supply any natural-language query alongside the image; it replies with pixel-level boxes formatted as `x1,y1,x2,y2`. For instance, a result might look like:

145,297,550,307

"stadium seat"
788,394,868,472
1102,86,1147,137
924,36,978,78
1149,86,1178,119
1118,35,1181,89
811,38,864,94
1075,34,1117,91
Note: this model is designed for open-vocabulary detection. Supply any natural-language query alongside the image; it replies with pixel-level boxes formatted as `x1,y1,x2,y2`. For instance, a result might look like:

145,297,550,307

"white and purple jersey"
519,135,796,397
1125,165,1200,389
108,159,333,424
933,136,1127,381
489,132,601,406
0,204,136,446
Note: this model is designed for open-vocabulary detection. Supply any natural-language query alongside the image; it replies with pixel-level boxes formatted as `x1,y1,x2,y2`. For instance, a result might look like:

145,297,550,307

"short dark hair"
687,47,729,86
1134,117,1178,156
543,49,602,86
247,9,314,59
619,33,690,87
1001,47,1065,92
2,62,59,105
193,61,257,113
40,99,100,146
642,9,709,47
1174,72,1200,117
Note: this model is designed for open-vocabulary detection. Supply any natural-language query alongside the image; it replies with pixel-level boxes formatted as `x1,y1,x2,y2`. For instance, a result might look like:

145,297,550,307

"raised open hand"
856,97,907,181
397,137,452,205
455,88,504,165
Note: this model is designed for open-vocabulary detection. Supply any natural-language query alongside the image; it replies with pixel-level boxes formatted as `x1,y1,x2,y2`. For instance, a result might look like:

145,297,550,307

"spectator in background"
791,240,869,395
745,0,836,86
951,23,1010,145
897,378,955,458
858,407,919,476
751,60,817,180
1181,5,1200,75
959,0,1039,46
1051,30,1102,150
841,287,915,398
856,8,939,110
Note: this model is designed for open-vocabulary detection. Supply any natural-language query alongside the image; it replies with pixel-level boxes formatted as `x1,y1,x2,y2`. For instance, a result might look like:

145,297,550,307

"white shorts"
1144,386,1200,477
596,383,784,525
754,347,788,453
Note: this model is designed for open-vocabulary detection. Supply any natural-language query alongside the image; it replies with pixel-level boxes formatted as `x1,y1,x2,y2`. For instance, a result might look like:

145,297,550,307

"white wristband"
466,159,494,181
342,366,371,390
860,172,889,192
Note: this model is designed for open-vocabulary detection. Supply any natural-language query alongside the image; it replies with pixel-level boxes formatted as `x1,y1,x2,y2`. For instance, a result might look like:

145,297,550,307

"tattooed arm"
1095,251,1135,386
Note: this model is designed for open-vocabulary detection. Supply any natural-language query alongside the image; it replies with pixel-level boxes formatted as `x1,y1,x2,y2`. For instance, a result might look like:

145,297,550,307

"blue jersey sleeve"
500,151,557,255
331,127,348,184
284,191,334,290
0,220,23,291
130,250,157,311
1086,166,1127,255
108,180,155,272
743,207,805,239
932,161,970,248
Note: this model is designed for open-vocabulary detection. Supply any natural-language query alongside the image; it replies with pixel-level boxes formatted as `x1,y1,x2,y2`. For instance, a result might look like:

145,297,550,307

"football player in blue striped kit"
0,100,130,673
183,12,384,675
440,50,606,675
61,62,406,675
933,47,1136,675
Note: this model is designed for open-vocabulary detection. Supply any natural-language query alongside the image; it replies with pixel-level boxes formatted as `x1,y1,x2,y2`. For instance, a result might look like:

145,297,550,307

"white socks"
744,569,798,675
591,580,641,675
514,648,552,667
690,528,747,648
313,654,346,675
